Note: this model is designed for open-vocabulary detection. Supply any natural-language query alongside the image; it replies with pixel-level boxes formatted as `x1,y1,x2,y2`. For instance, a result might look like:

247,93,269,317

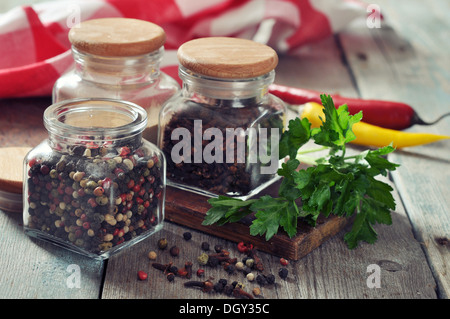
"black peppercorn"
213,282,225,293
169,245,180,257
183,232,192,241
201,241,210,251
224,264,235,274
279,267,288,279
169,265,178,274
207,256,219,267
266,274,275,285
167,273,175,282
218,279,228,286
256,274,267,286
214,245,223,253
223,284,234,296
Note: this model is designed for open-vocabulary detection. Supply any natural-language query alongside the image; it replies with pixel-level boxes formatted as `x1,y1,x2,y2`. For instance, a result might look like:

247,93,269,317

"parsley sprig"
202,95,399,249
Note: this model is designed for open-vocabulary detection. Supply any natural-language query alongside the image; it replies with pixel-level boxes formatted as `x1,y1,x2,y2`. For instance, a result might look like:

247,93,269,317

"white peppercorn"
246,272,255,281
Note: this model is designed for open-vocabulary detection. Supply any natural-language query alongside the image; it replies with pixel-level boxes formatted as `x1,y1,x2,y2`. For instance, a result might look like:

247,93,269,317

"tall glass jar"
23,99,166,259
158,37,286,200
53,18,179,145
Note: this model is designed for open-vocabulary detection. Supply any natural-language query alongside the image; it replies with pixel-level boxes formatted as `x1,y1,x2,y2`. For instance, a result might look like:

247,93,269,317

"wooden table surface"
0,0,449,300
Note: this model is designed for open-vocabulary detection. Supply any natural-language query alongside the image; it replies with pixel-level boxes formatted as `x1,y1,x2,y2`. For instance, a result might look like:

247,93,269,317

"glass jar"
52,18,179,145
23,99,166,259
158,37,286,200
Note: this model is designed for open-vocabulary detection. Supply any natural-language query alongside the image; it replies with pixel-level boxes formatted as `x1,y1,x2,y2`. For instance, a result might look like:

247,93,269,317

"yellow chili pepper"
301,102,450,148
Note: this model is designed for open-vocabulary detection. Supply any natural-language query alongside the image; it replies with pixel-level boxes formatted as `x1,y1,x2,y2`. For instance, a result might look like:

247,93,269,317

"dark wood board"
164,182,352,261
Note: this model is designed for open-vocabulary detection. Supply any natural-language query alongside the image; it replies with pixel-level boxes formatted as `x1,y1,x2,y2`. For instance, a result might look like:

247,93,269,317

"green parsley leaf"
279,117,311,159
202,94,399,249
312,95,362,149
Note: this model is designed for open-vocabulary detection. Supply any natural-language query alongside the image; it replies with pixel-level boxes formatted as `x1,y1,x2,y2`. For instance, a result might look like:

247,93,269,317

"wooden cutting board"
165,182,351,261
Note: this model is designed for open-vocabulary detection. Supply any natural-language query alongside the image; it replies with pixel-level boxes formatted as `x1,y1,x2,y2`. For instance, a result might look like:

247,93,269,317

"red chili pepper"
269,84,445,130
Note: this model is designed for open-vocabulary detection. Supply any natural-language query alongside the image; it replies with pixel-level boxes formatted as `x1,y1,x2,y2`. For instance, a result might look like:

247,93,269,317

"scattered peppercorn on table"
0,0,449,301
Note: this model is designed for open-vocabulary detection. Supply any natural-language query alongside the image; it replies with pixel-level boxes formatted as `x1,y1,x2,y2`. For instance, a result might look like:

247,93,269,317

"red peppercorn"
82,222,90,230
119,146,130,157
114,167,124,176
237,241,253,253
280,258,289,266
40,165,50,175
86,142,97,149
87,197,97,208
137,270,148,281
93,186,104,197
28,158,38,167
127,179,135,189
197,269,205,277
77,188,85,197
133,184,141,193
65,186,73,195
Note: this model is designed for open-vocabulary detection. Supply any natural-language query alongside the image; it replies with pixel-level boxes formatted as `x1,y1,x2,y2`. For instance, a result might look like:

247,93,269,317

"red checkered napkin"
0,0,369,98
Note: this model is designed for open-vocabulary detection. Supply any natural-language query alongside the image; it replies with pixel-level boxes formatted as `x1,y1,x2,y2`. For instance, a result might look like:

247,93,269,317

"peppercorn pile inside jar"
158,37,286,199
23,99,166,259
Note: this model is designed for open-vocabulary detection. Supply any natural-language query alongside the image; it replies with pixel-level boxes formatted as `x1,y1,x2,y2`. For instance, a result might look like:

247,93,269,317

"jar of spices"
53,18,179,145
23,98,166,259
158,37,286,199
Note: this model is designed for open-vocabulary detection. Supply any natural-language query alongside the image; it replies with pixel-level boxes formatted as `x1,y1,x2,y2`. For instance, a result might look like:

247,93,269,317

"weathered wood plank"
0,210,104,298
337,0,450,298
101,179,436,299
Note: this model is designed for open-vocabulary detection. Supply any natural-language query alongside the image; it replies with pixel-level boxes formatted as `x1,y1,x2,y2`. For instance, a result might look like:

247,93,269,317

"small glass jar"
158,37,286,199
53,18,179,145
23,99,166,259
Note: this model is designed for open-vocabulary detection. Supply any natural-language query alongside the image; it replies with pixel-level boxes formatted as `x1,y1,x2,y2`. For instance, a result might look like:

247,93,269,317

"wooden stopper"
177,37,278,79
69,18,166,57
0,147,31,194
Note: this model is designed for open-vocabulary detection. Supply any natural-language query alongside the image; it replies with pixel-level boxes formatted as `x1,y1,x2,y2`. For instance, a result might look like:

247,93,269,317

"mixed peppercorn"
24,141,164,257
139,233,290,299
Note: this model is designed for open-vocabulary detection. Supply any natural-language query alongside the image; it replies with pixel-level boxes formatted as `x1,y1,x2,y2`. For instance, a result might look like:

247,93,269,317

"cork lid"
177,37,278,79
0,147,30,213
0,147,30,194
69,18,166,57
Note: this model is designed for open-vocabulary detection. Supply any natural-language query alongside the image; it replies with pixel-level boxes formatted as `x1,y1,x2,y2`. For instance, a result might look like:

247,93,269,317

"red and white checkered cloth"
0,0,371,98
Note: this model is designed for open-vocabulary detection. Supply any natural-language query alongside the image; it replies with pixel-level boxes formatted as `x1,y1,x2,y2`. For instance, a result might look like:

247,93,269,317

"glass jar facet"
158,67,286,199
23,99,166,259
53,47,179,145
